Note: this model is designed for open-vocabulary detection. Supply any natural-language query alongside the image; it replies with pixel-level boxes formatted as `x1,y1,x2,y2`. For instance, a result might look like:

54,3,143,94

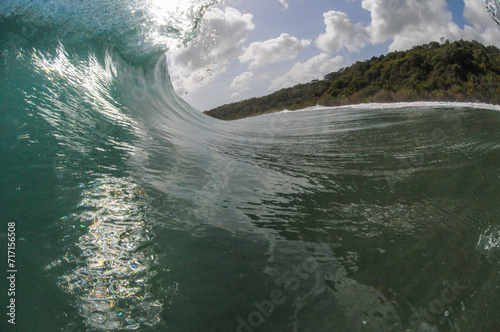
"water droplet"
89,310,107,324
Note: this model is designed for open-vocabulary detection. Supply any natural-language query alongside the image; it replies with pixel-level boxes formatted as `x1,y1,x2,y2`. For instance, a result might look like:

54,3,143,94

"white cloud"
460,0,500,47
239,33,311,69
167,7,254,95
361,0,459,50
463,0,491,27
229,71,254,98
359,0,500,51
230,71,254,90
315,10,369,53
278,0,289,9
362,0,426,44
268,53,344,92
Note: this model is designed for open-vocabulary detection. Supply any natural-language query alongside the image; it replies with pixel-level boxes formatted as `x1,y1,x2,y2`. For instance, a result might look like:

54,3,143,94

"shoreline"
275,100,500,114
230,100,500,121
206,95,500,121
204,41,500,121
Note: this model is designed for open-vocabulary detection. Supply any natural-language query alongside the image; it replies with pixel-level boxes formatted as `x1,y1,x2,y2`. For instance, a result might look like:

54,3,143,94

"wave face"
1,1,500,331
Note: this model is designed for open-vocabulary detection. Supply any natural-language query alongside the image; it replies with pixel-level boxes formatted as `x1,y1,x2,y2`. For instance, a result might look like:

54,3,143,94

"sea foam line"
276,101,500,115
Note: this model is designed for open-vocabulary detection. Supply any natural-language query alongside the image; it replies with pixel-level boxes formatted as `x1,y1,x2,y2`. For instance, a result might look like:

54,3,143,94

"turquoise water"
1,1,500,331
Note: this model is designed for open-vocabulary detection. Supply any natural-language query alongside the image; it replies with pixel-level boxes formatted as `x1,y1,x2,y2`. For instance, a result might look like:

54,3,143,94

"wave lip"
1,0,224,62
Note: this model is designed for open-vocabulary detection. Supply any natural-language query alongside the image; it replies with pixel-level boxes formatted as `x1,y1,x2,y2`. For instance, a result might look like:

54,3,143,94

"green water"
5,104,498,331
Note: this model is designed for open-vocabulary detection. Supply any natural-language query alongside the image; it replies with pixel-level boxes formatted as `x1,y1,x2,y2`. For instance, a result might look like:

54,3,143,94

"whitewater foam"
276,101,500,115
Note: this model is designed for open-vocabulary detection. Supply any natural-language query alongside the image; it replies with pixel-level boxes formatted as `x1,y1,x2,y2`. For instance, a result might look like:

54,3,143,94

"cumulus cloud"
239,33,311,69
359,0,500,51
463,0,491,27
361,0,459,50
268,53,344,92
315,10,369,53
460,0,500,47
167,7,254,95
230,71,254,90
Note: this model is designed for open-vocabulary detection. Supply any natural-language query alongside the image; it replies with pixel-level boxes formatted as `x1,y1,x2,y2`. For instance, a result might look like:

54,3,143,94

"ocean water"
1,1,500,331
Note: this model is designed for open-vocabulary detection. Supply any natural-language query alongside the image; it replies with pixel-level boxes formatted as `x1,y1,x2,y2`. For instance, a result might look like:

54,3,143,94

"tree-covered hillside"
204,40,500,120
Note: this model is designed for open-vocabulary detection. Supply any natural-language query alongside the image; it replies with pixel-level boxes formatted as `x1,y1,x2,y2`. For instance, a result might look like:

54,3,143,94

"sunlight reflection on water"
56,176,162,330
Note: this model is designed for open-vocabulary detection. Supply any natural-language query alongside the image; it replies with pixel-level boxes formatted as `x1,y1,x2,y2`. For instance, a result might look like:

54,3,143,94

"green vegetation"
204,40,500,120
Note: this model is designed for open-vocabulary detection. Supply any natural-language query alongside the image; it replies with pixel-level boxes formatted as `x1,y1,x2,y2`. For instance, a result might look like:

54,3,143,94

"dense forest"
204,40,500,120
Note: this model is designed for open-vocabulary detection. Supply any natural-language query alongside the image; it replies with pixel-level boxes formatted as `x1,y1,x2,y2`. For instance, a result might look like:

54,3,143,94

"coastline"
204,40,500,120
275,101,500,114
229,101,500,122
206,95,500,120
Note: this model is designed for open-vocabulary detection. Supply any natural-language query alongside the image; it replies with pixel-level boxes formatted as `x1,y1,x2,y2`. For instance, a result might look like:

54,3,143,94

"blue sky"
166,0,500,111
